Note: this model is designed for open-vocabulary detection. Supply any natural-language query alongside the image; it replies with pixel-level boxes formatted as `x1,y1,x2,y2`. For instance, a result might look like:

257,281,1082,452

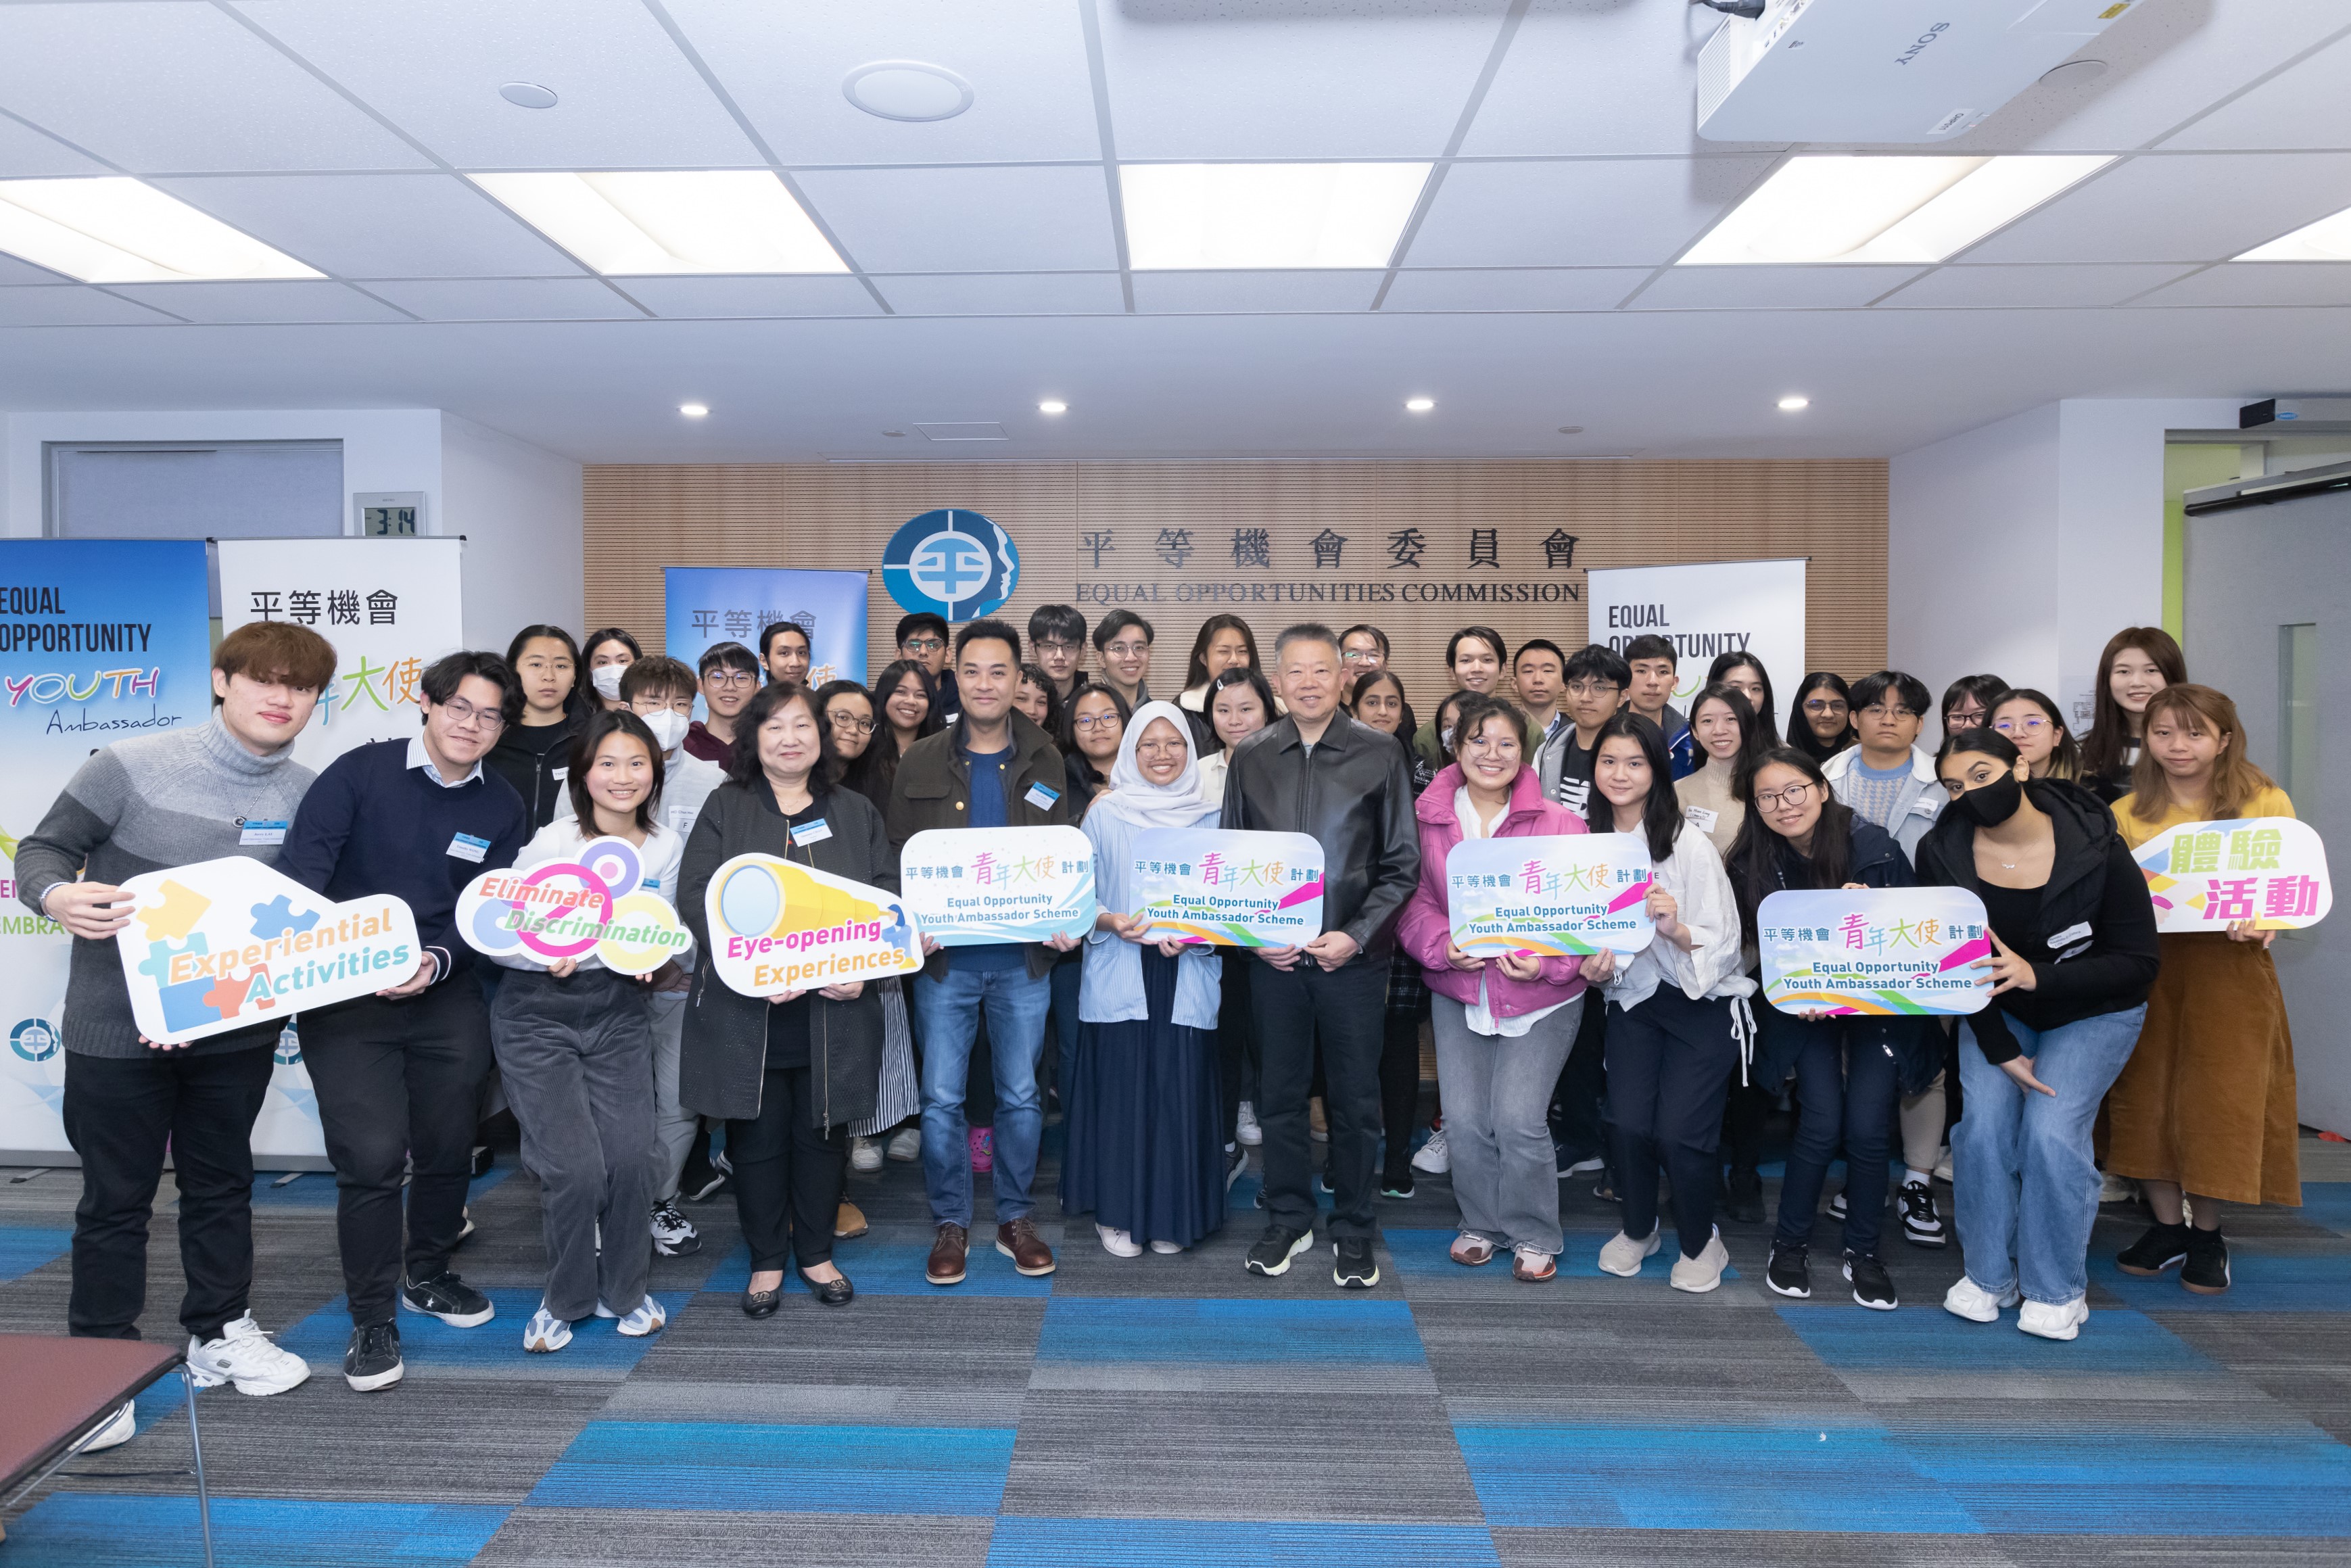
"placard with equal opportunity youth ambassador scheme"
1759,887,1991,1017
1129,828,1323,948
2132,817,2332,934
900,826,1096,946
703,852,924,997
1446,834,1655,957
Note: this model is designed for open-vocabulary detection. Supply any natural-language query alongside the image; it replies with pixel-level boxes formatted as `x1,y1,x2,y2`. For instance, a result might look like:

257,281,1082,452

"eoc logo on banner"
113,858,420,1044
1759,887,1992,1017
883,508,1020,621
1446,834,1655,957
1129,828,1325,948
704,853,924,997
456,837,693,975
900,826,1095,945
2132,817,2332,933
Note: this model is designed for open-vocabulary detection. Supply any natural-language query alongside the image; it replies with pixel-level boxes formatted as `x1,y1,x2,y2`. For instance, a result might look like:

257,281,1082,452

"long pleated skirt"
1059,947,1227,1248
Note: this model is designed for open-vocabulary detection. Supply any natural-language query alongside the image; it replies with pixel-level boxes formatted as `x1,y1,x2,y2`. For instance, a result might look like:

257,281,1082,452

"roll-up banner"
1585,559,1808,719
663,567,870,713
1,541,215,1160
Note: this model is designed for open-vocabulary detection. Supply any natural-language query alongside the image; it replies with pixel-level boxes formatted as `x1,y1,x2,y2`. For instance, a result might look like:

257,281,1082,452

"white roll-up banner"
1585,559,1808,728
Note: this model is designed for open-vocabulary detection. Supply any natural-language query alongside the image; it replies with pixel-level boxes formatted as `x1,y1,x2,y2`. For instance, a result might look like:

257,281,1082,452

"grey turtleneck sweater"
15,713,317,1058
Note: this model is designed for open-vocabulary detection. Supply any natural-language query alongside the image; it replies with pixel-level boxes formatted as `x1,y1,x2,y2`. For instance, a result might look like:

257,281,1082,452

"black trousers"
1606,991,1739,1261
1252,955,1385,1240
1218,959,1258,1144
1773,1019,1901,1257
302,980,494,1326
730,1064,845,1273
62,1044,275,1341
1379,1006,1423,1179
1549,991,1609,1161
1722,1080,1772,1174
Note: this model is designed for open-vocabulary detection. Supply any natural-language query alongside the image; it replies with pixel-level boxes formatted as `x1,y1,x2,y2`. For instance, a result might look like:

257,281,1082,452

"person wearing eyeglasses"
1939,673,2007,744
279,651,531,1391
1787,673,1853,767
684,642,760,763
897,613,960,725
1091,610,1154,712
1028,604,1090,704
1339,623,1389,675
1060,682,1131,815
1536,643,1629,818
1989,688,2087,786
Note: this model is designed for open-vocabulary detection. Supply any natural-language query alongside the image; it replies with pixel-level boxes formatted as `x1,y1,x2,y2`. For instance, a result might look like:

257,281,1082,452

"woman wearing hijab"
1060,701,1228,1256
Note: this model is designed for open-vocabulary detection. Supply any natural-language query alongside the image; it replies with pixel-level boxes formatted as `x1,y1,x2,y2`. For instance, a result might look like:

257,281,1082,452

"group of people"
24,598,2303,1448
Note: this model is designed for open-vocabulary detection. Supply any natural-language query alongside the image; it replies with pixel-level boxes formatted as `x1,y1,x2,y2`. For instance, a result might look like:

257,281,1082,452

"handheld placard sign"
456,835,693,976
899,826,1095,946
1445,833,1655,957
1129,828,1325,947
1759,887,1992,1016
2131,816,2331,933
704,853,924,997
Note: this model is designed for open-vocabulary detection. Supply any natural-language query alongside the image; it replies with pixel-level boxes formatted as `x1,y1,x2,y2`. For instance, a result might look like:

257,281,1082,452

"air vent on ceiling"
914,422,1010,442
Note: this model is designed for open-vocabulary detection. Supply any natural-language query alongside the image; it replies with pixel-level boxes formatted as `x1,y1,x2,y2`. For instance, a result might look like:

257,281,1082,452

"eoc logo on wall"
882,508,1020,622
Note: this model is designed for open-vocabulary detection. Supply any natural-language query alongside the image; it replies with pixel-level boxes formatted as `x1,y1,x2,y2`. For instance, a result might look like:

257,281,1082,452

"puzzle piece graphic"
203,972,258,1018
248,893,319,940
155,976,224,1034
138,879,211,943
135,933,209,988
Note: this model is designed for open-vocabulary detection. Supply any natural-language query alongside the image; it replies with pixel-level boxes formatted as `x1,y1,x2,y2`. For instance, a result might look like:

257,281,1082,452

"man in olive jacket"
886,618,1079,1287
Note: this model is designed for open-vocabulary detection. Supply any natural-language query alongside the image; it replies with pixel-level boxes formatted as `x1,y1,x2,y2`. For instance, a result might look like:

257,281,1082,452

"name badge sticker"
789,818,833,847
448,832,493,863
1024,782,1060,811
1684,806,1718,836
2048,921,2093,949
239,819,289,847
552,767,569,781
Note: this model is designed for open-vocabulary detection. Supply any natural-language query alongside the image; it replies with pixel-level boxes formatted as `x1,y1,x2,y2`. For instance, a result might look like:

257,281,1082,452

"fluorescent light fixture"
1778,395,1809,412
2238,205,2351,262
1404,397,1435,413
1120,162,1431,270
470,171,847,275
679,403,709,417
1038,400,1068,414
1680,155,2112,266
0,177,320,283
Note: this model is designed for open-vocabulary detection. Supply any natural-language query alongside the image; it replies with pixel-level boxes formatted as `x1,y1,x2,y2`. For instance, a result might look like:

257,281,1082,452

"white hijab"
1089,700,1214,830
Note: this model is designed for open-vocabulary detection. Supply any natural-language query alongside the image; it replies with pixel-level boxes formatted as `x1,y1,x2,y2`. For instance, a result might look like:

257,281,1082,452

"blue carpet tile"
1776,1302,2216,1373
2089,1247,2351,1312
0,1222,70,1281
1035,1296,1425,1363
2300,1181,2351,1236
527,1421,1016,1514
986,1517,1503,1567
0,1496,508,1566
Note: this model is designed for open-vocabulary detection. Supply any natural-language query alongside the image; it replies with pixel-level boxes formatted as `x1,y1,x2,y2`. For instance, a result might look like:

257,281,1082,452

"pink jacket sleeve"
1394,819,1454,974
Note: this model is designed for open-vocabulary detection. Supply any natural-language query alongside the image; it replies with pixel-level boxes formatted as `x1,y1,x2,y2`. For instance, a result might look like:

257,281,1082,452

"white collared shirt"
406,734,483,789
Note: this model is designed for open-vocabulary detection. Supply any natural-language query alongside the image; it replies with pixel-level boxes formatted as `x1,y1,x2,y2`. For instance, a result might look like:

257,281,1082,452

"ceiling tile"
105,281,413,324
1632,266,1924,310
623,276,882,319
362,278,644,320
1962,153,2351,264
1876,264,2200,310
1461,0,1780,160
0,286,176,326
0,250,73,285
1099,3,1511,161
792,165,1118,272
1131,270,1382,314
0,112,114,179
231,0,763,170
153,174,586,279
1404,158,1772,268
2133,263,2351,308
876,273,1127,316
2164,34,2351,153
661,0,1102,166
1380,268,1649,312
0,2,431,172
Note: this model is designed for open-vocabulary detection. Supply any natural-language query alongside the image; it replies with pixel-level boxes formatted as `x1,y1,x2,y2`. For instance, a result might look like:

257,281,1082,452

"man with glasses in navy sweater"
281,650,529,1392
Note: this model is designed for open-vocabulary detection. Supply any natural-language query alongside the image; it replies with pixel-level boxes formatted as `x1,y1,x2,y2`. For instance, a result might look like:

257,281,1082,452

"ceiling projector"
1697,0,2141,145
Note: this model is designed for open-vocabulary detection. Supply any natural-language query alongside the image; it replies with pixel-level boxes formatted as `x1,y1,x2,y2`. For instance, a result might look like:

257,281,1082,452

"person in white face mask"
581,628,642,713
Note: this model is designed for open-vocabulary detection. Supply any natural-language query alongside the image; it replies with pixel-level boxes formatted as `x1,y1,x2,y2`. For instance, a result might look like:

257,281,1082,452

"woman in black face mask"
1914,729,2160,1344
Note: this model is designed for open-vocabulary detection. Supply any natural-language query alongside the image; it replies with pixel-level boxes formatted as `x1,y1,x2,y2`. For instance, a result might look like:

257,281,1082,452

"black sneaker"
1765,1241,1811,1299
1381,1168,1415,1199
1225,1144,1248,1193
650,1197,701,1257
1316,1172,1334,1195
1723,1167,1765,1225
1828,1189,1848,1221
1245,1224,1314,1278
2117,1220,2190,1277
680,1142,730,1202
1897,1181,1947,1248
1843,1250,1899,1310
1333,1237,1380,1289
1592,1177,1619,1204
401,1270,494,1327
343,1322,404,1392
2181,1228,2231,1295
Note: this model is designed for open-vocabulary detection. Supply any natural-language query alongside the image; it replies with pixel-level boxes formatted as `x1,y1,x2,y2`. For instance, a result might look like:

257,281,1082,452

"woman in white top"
1673,682,1764,861
1194,665,1275,807
488,710,690,1352
1580,711,1755,1293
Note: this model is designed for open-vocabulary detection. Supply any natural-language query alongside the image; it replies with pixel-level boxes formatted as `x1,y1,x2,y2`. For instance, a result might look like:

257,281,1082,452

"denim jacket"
1078,805,1223,1030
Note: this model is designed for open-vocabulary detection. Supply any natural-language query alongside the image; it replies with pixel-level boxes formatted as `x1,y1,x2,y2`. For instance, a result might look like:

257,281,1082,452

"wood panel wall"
584,459,1886,716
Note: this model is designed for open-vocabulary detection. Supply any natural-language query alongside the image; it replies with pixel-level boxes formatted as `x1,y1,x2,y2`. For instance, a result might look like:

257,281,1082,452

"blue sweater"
281,738,529,983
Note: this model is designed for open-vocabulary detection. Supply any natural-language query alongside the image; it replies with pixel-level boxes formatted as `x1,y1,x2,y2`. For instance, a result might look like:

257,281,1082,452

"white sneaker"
1943,1276,2022,1323
523,1306,573,1353
2018,1296,2089,1342
1598,1227,1662,1277
1235,1101,1263,1147
73,1400,135,1453
885,1126,922,1162
849,1135,884,1174
597,1298,667,1337
1563,1156,1605,1177
187,1313,312,1396
1148,1239,1183,1255
1410,1126,1451,1174
1097,1223,1143,1258
1669,1229,1730,1294
2098,1170,2136,1204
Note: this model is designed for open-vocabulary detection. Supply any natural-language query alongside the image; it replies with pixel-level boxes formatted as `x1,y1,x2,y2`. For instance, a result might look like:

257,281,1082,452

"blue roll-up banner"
663,568,870,707
1,540,216,1159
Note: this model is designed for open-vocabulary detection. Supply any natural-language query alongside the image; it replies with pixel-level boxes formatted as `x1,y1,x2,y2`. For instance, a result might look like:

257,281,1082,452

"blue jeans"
1955,1006,2145,1306
914,964,1053,1228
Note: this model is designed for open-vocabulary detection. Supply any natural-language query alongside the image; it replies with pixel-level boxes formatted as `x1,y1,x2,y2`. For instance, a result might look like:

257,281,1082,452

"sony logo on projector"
1697,0,2140,146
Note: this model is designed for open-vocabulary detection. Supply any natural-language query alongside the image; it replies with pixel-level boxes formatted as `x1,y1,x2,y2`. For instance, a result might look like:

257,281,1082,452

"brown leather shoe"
996,1216,1056,1277
926,1222,968,1286
834,1200,868,1239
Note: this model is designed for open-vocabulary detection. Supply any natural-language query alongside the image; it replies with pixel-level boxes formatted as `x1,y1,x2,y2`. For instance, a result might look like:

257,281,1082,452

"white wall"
439,413,584,650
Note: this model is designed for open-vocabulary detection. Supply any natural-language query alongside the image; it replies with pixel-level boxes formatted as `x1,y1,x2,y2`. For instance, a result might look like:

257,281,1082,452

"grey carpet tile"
1414,1298,1863,1404
2133,1313,2351,1442
1829,1370,2266,1406
599,1379,1027,1427
475,1508,999,1568
1493,1527,2024,1568
1993,1538,2351,1567
1027,1360,1442,1394
999,1389,1487,1524
628,1294,1047,1390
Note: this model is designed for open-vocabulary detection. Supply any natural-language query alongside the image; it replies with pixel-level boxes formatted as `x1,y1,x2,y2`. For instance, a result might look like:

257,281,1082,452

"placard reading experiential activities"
1758,888,1991,1017
1129,828,1325,948
1446,834,1656,957
456,836,693,976
703,853,924,997
899,826,1095,946
114,858,421,1044
2132,816,2331,933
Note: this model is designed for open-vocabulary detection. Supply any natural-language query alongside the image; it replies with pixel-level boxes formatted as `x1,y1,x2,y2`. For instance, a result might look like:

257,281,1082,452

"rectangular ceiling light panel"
1120,162,1432,270
470,170,847,275
0,178,322,283
1680,153,2112,266
2239,207,2351,262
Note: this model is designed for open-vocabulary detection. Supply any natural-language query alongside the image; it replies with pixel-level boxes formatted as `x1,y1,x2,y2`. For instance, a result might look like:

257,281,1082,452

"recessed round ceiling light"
1039,399,1068,414
1778,395,1809,412
1557,425,1586,435
1405,396,1435,413
680,403,709,418
2040,58,2109,87
843,61,975,122
499,82,559,110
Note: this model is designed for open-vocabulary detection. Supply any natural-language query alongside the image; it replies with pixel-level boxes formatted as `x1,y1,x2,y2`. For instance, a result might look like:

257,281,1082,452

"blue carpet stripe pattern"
6,1145,2351,1563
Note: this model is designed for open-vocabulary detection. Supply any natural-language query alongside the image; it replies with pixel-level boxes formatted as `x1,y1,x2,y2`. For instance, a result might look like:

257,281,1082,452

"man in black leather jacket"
1220,623,1421,1289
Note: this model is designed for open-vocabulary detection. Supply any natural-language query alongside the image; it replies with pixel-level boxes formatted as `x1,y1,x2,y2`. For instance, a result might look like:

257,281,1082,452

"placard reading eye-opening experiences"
1759,887,1991,1017
1446,833,1655,957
